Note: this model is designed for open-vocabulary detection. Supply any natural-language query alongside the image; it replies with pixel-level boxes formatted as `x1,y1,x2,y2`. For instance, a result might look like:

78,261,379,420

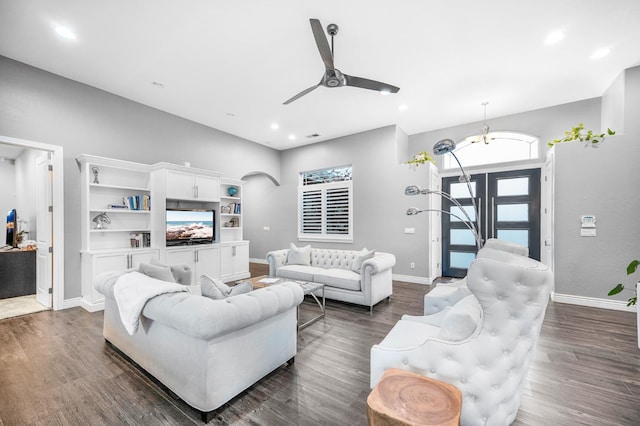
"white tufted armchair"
424,239,530,315
370,251,553,426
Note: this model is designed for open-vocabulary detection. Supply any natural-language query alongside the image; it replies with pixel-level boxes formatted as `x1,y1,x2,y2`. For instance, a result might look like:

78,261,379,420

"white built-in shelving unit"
77,155,251,312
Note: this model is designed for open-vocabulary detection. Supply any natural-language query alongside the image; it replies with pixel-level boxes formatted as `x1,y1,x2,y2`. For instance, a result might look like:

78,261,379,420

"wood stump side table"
367,368,462,426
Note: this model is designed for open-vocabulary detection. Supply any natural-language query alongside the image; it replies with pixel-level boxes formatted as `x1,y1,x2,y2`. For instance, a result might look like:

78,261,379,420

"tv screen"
166,209,215,246
6,208,16,247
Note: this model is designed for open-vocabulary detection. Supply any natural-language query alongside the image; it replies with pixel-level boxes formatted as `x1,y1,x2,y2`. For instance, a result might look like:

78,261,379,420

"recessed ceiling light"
288,134,296,140
270,122,279,130
152,81,164,88
545,30,565,45
590,47,611,60
380,90,391,96
54,25,77,40
399,104,408,111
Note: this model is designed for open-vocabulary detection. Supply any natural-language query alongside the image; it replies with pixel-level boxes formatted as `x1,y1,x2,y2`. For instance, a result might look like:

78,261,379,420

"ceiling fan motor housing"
324,69,345,87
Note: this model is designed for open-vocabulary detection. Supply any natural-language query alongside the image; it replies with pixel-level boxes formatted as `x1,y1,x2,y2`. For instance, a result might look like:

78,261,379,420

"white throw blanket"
113,271,188,335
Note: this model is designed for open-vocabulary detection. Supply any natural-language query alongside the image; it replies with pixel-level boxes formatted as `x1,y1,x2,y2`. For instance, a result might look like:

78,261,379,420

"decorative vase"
227,186,238,196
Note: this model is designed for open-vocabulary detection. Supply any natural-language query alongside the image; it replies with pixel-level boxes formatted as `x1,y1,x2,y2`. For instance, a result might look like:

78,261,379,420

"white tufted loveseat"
266,247,396,313
370,250,552,426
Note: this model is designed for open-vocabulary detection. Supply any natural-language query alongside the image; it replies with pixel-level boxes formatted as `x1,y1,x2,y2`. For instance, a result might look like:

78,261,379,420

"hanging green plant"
406,151,435,167
547,122,615,148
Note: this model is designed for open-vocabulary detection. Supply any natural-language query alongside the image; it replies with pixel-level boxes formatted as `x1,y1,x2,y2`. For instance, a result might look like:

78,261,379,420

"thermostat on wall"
580,215,596,237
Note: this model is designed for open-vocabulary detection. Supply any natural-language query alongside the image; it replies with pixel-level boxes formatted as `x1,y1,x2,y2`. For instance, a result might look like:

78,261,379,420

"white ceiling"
1,0,639,150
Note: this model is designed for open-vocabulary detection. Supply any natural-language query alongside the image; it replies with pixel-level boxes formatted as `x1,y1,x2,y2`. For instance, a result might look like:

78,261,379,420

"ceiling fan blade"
283,83,321,105
310,19,334,71
344,74,400,93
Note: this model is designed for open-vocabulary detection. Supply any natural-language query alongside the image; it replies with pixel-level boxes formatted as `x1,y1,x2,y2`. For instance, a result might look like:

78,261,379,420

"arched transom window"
443,131,539,169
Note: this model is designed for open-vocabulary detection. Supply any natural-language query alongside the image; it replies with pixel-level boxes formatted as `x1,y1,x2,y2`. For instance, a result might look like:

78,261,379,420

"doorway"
0,135,64,313
441,167,541,277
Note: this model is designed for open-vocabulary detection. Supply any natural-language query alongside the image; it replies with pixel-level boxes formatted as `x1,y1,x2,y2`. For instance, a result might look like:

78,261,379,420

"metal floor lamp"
405,138,484,251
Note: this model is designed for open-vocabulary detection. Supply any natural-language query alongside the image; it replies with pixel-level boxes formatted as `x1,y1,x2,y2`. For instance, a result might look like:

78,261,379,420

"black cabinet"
0,250,36,299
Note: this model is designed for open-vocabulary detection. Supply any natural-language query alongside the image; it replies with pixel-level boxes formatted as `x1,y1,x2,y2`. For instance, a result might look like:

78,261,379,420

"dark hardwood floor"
0,264,638,425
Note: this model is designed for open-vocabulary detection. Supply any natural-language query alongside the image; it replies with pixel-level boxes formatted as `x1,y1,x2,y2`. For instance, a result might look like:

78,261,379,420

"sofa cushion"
351,248,375,272
313,268,361,291
138,262,176,283
276,265,324,281
150,258,191,284
286,243,311,266
437,294,482,341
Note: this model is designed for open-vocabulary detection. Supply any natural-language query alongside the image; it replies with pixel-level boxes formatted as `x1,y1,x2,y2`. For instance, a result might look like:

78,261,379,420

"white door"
429,169,442,280
166,248,197,285
130,250,160,269
165,170,196,200
220,245,234,279
196,246,221,281
195,175,220,201
232,243,249,277
542,151,555,274
35,154,53,307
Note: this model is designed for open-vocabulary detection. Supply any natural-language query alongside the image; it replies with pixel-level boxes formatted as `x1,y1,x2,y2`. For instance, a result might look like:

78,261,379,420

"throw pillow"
286,243,311,266
437,295,482,341
138,262,176,283
200,275,253,300
200,275,228,299
228,280,253,297
352,248,375,272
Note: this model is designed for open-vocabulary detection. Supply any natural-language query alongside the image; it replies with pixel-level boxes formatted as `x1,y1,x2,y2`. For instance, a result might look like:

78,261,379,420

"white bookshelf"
78,157,252,310
77,155,159,311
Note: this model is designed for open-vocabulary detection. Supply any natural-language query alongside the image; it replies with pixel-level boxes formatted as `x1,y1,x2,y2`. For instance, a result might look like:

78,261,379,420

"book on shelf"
225,202,241,214
123,195,151,211
108,203,129,209
129,232,151,248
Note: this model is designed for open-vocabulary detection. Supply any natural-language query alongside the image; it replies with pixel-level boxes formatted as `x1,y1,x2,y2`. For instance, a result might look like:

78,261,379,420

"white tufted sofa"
370,250,552,426
96,274,304,422
424,238,530,315
267,247,396,313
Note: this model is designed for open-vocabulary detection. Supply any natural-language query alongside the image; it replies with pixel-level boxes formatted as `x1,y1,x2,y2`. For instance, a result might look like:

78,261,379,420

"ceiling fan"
283,19,400,105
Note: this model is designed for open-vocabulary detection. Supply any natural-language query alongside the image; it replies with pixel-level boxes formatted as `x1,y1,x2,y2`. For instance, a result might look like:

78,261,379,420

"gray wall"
0,55,280,300
553,65,640,302
2,51,637,304
409,98,602,171
553,133,639,300
408,66,640,303
244,125,432,278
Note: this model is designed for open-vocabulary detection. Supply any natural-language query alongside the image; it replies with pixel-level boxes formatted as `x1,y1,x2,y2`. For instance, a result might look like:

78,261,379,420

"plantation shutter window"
298,166,353,242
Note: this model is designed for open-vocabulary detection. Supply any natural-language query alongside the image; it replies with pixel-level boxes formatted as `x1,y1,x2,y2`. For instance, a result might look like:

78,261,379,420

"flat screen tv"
6,208,16,247
166,209,215,246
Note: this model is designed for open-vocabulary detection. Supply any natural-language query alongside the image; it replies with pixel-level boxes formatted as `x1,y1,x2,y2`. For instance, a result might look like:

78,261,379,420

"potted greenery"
547,122,615,147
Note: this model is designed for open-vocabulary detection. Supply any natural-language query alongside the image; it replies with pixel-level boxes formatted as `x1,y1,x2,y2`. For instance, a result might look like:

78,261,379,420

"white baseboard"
62,297,82,310
552,292,636,312
78,298,104,313
250,258,268,264
392,274,433,285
